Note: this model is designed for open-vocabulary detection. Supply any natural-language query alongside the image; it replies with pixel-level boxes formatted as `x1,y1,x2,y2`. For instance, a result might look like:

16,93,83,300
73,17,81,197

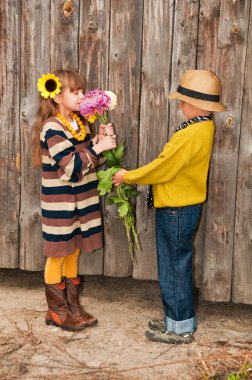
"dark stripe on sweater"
72,152,83,175
41,188,98,203
46,129,67,140
52,146,75,162
85,146,98,158
41,180,98,195
42,204,100,219
43,163,60,172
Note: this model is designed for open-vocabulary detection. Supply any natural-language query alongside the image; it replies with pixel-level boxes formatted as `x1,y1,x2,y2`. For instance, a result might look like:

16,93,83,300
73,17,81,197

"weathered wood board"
103,0,143,277
0,1,20,268
232,3,252,305
202,0,250,302
19,0,51,270
78,0,110,275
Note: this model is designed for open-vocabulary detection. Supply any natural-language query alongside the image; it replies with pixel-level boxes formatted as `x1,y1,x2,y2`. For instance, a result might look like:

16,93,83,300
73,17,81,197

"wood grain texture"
232,4,252,304
133,0,174,280
50,0,80,71
79,0,110,89
19,0,51,270
168,0,200,286
78,0,110,275
201,0,250,301
169,0,200,133
103,0,143,276
0,1,20,268
194,0,221,290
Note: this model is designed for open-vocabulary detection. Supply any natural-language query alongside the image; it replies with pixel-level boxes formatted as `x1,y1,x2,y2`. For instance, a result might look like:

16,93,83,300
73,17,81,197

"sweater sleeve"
124,133,195,185
90,134,107,166
42,124,99,182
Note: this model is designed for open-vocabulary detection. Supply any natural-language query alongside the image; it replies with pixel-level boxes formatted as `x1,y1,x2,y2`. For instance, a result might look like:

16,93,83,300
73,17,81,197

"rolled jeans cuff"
165,316,197,334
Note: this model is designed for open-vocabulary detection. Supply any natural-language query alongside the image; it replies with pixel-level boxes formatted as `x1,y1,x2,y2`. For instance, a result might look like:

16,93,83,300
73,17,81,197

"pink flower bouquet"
80,89,117,124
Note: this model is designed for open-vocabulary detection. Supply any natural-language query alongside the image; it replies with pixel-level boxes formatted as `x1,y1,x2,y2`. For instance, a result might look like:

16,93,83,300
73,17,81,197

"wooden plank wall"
201,0,250,302
0,0,251,304
134,0,172,280
232,2,252,305
0,1,20,268
103,0,143,277
19,0,50,271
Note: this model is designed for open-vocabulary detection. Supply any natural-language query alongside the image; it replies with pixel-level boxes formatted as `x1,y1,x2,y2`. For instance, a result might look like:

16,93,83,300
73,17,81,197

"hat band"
177,85,220,102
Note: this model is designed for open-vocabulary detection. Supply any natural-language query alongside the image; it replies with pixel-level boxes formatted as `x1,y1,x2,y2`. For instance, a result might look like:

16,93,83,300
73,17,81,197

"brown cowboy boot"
45,280,87,331
65,277,98,327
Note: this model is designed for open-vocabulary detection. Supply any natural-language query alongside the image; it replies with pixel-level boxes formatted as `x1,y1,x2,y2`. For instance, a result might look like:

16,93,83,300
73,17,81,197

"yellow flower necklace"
56,113,86,141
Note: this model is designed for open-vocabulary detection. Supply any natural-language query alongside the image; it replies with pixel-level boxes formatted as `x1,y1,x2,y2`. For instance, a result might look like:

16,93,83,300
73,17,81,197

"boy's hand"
112,169,127,186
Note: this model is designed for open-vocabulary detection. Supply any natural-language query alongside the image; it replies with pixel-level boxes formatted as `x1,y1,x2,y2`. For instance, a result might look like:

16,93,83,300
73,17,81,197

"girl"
33,69,116,331
113,70,226,344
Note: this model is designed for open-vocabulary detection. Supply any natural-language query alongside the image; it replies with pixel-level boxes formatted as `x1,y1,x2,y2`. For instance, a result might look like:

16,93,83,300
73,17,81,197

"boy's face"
179,101,211,119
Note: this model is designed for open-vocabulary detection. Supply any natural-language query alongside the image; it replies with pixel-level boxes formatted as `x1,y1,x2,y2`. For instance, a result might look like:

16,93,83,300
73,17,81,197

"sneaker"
145,329,194,344
148,319,165,332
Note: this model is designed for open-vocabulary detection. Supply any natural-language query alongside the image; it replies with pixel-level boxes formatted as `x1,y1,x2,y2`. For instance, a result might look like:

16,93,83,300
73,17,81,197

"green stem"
123,218,134,261
99,113,108,124
132,225,140,252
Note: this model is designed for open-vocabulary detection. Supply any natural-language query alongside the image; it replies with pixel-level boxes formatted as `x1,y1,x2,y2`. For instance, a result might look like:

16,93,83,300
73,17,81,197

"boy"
112,70,226,344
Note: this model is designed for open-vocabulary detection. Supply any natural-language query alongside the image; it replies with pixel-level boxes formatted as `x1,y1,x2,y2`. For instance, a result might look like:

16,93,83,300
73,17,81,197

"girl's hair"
32,69,86,167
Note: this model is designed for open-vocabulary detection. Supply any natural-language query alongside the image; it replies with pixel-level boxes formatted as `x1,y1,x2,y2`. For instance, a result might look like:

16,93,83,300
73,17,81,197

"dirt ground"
0,269,251,380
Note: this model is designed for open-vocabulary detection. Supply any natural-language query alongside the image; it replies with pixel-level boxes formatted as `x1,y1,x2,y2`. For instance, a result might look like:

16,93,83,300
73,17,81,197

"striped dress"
40,116,104,257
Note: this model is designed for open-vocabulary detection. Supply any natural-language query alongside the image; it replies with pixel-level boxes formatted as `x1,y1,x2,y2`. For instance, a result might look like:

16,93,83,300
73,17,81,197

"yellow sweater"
124,120,214,207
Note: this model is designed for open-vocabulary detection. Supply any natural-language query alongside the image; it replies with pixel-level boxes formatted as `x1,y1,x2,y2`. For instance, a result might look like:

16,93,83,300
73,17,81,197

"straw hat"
168,70,227,112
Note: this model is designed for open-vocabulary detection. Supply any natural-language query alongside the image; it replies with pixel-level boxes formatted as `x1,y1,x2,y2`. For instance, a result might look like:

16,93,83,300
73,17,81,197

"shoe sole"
46,319,87,331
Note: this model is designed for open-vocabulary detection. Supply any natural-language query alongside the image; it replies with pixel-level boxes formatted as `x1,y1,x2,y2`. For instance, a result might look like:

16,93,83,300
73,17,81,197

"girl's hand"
98,123,114,141
112,169,127,186
98,124,106,139
104,123,114,136
93,135,117,155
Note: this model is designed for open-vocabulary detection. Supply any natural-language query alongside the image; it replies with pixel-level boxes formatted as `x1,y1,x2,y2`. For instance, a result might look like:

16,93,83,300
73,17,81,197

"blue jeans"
155,204,201,334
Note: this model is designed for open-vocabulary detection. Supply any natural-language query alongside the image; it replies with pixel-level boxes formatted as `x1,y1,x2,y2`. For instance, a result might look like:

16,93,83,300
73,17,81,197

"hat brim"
168,91,227,112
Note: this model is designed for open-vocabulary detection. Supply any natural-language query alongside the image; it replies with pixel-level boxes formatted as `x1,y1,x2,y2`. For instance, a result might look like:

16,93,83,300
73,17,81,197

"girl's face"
57,88,85,115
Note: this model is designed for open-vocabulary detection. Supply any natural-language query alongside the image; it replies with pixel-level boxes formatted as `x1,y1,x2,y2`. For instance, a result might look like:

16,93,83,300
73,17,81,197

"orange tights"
44,249,80,284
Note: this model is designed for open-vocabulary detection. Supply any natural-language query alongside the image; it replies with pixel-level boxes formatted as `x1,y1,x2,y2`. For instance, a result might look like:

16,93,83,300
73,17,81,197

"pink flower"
80,89,118,123
80,89,111,123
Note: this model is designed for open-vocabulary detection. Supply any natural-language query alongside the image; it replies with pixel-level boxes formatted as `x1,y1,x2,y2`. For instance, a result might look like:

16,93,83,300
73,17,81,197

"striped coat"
40,116,104,257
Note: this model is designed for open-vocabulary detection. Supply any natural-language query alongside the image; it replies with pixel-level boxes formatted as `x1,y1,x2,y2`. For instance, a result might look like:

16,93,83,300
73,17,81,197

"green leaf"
118,202,129,218
123,185,140,199
106,196,124,205
114,144,124,161
106,196,118,205
102,150,116,167
97,167,119,196
102,144,125,167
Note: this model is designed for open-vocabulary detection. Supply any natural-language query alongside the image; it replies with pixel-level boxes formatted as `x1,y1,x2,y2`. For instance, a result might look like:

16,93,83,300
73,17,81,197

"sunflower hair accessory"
37,73,62,99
